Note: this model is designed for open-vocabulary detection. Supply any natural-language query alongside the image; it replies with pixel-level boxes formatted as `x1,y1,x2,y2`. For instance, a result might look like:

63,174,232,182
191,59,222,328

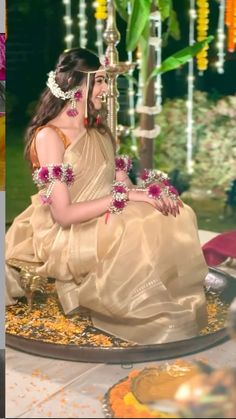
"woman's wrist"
108,181,129,214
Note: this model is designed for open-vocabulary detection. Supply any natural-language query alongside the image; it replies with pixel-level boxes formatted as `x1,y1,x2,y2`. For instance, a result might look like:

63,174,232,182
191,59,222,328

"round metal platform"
6,267,235,364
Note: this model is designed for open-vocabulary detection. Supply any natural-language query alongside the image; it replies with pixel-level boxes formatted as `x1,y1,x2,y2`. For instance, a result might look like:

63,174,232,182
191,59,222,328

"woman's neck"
49,106,86,131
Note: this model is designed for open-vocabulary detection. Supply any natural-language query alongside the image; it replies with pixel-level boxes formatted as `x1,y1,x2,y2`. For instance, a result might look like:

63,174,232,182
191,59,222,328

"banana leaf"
147,35,214,84
157,0,172,21
169,9,181,40
114,0,129,22
126,0,152,51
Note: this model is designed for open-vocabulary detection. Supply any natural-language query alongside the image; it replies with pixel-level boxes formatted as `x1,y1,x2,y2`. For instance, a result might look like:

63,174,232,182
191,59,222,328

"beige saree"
6,127,208,344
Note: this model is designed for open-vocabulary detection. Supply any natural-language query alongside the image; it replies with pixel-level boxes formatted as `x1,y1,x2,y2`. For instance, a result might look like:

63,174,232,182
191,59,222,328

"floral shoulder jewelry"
32,163,75,204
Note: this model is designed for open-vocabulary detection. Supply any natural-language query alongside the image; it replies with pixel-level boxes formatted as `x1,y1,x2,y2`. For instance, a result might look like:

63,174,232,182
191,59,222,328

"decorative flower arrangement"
225,0,236,52
109,181,129,214
32,164,75,188
196,0,210,71
115,155,133,173
138,169,169,188
103,361,202,418
0,34,5,80
94,0,107,20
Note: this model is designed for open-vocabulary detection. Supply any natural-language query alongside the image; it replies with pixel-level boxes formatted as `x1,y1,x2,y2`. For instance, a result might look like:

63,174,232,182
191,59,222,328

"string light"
62,0,74,49
150,11,162,109
134,10,162,143
78,0,87,48
216,0,226,73
186,0,196,174
94,0,107,56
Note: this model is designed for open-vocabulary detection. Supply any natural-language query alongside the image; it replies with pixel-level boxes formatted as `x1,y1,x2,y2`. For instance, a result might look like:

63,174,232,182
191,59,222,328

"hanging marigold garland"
94,0,108,20
196,0,210,72
225,0,236,52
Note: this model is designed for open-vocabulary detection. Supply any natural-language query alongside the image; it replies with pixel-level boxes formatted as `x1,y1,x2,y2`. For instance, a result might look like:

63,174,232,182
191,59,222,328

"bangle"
109,181,129,214
33,163,75,187
163,185,179,200
138,168,169,188
32,163,75,205
115,155,132,173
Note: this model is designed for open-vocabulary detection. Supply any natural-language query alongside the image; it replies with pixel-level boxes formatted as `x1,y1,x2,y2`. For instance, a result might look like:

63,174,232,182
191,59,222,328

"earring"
95,114,102,125
66,89,83,117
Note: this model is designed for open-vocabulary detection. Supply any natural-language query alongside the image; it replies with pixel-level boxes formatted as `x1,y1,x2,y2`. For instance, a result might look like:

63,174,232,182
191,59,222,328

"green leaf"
147,35,214,82
126,0,152,51
169,9,181,40
157,0,172,21
114,0,129,22
121,73,139,87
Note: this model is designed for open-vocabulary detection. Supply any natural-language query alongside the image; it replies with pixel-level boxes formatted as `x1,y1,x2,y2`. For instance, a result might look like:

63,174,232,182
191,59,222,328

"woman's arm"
35,128,166,228
35,127,112,227
115,169,134,189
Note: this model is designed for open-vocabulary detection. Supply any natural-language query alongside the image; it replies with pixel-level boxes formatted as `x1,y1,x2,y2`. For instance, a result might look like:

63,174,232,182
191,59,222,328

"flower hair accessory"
115,155,133,173
46,71,83,117
32,163,75,205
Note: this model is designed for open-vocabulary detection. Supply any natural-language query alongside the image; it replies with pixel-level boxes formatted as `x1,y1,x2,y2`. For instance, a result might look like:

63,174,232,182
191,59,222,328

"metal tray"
6,267,235,364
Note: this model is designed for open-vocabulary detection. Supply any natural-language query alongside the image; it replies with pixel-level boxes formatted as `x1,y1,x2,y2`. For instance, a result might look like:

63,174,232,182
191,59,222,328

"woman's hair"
0,82,5,112
25,48,115,164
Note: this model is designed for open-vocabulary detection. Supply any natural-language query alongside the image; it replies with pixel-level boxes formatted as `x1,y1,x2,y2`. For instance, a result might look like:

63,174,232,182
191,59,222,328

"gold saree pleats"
6,128,208,344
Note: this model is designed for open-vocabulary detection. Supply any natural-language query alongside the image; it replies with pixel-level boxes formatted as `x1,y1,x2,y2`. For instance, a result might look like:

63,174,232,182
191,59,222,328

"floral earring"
96,114,102,125
66,90,83,117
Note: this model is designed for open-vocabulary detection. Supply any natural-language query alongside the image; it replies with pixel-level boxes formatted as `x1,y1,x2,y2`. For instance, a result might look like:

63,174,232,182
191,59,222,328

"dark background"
6,0,236,126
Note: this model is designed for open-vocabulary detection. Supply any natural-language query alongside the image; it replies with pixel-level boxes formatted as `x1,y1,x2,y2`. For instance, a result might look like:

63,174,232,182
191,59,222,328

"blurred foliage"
153,91,236,196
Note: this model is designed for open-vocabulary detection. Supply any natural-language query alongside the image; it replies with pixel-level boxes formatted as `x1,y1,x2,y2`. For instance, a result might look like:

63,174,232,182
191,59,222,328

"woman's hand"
128,189,169,216
129,189,183,217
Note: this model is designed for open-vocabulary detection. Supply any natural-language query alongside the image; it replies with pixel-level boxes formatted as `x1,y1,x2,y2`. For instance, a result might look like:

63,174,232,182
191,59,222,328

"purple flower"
148,184,161,199
74,90,83,101
39,167,49,182
65,167,75,183
52,165,62,179
169,185,179,196
162,179,170,186
105,56,109,67
66,109,78,117
140,169,149,181
113,200,125,209
115,158,126,171
114,185,126,194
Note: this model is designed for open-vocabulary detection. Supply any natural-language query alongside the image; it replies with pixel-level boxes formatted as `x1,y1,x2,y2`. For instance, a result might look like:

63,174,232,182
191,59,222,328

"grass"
184,197,236,233
6,126,236,232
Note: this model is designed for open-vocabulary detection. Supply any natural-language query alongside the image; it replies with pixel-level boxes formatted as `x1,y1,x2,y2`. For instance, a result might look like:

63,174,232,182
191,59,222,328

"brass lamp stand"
103,0,134,140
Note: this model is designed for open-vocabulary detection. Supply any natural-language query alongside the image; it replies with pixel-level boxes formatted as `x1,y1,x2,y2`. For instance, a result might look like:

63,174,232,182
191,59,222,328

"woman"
6,48,208,345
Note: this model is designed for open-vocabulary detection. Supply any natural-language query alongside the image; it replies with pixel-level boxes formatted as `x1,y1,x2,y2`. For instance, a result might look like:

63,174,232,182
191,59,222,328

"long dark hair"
25,48,115,163
0,82,5,113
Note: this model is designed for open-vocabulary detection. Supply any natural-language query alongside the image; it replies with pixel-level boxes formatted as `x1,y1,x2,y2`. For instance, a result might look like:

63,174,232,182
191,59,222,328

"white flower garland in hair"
46,71,80,100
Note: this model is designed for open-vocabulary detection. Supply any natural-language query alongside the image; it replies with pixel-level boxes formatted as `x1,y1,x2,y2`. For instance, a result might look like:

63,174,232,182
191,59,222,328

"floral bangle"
163,185,179,200
32,163,75,188
138,168,169,188
32,163,75,205
115,155,132,173
109,181,129,214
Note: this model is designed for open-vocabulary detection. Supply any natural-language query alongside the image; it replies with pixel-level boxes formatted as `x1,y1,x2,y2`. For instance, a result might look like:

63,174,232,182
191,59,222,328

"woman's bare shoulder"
35,126,65,165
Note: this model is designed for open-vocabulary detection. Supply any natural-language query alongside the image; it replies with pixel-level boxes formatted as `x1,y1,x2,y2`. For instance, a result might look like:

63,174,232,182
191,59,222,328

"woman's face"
91,70,108,110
